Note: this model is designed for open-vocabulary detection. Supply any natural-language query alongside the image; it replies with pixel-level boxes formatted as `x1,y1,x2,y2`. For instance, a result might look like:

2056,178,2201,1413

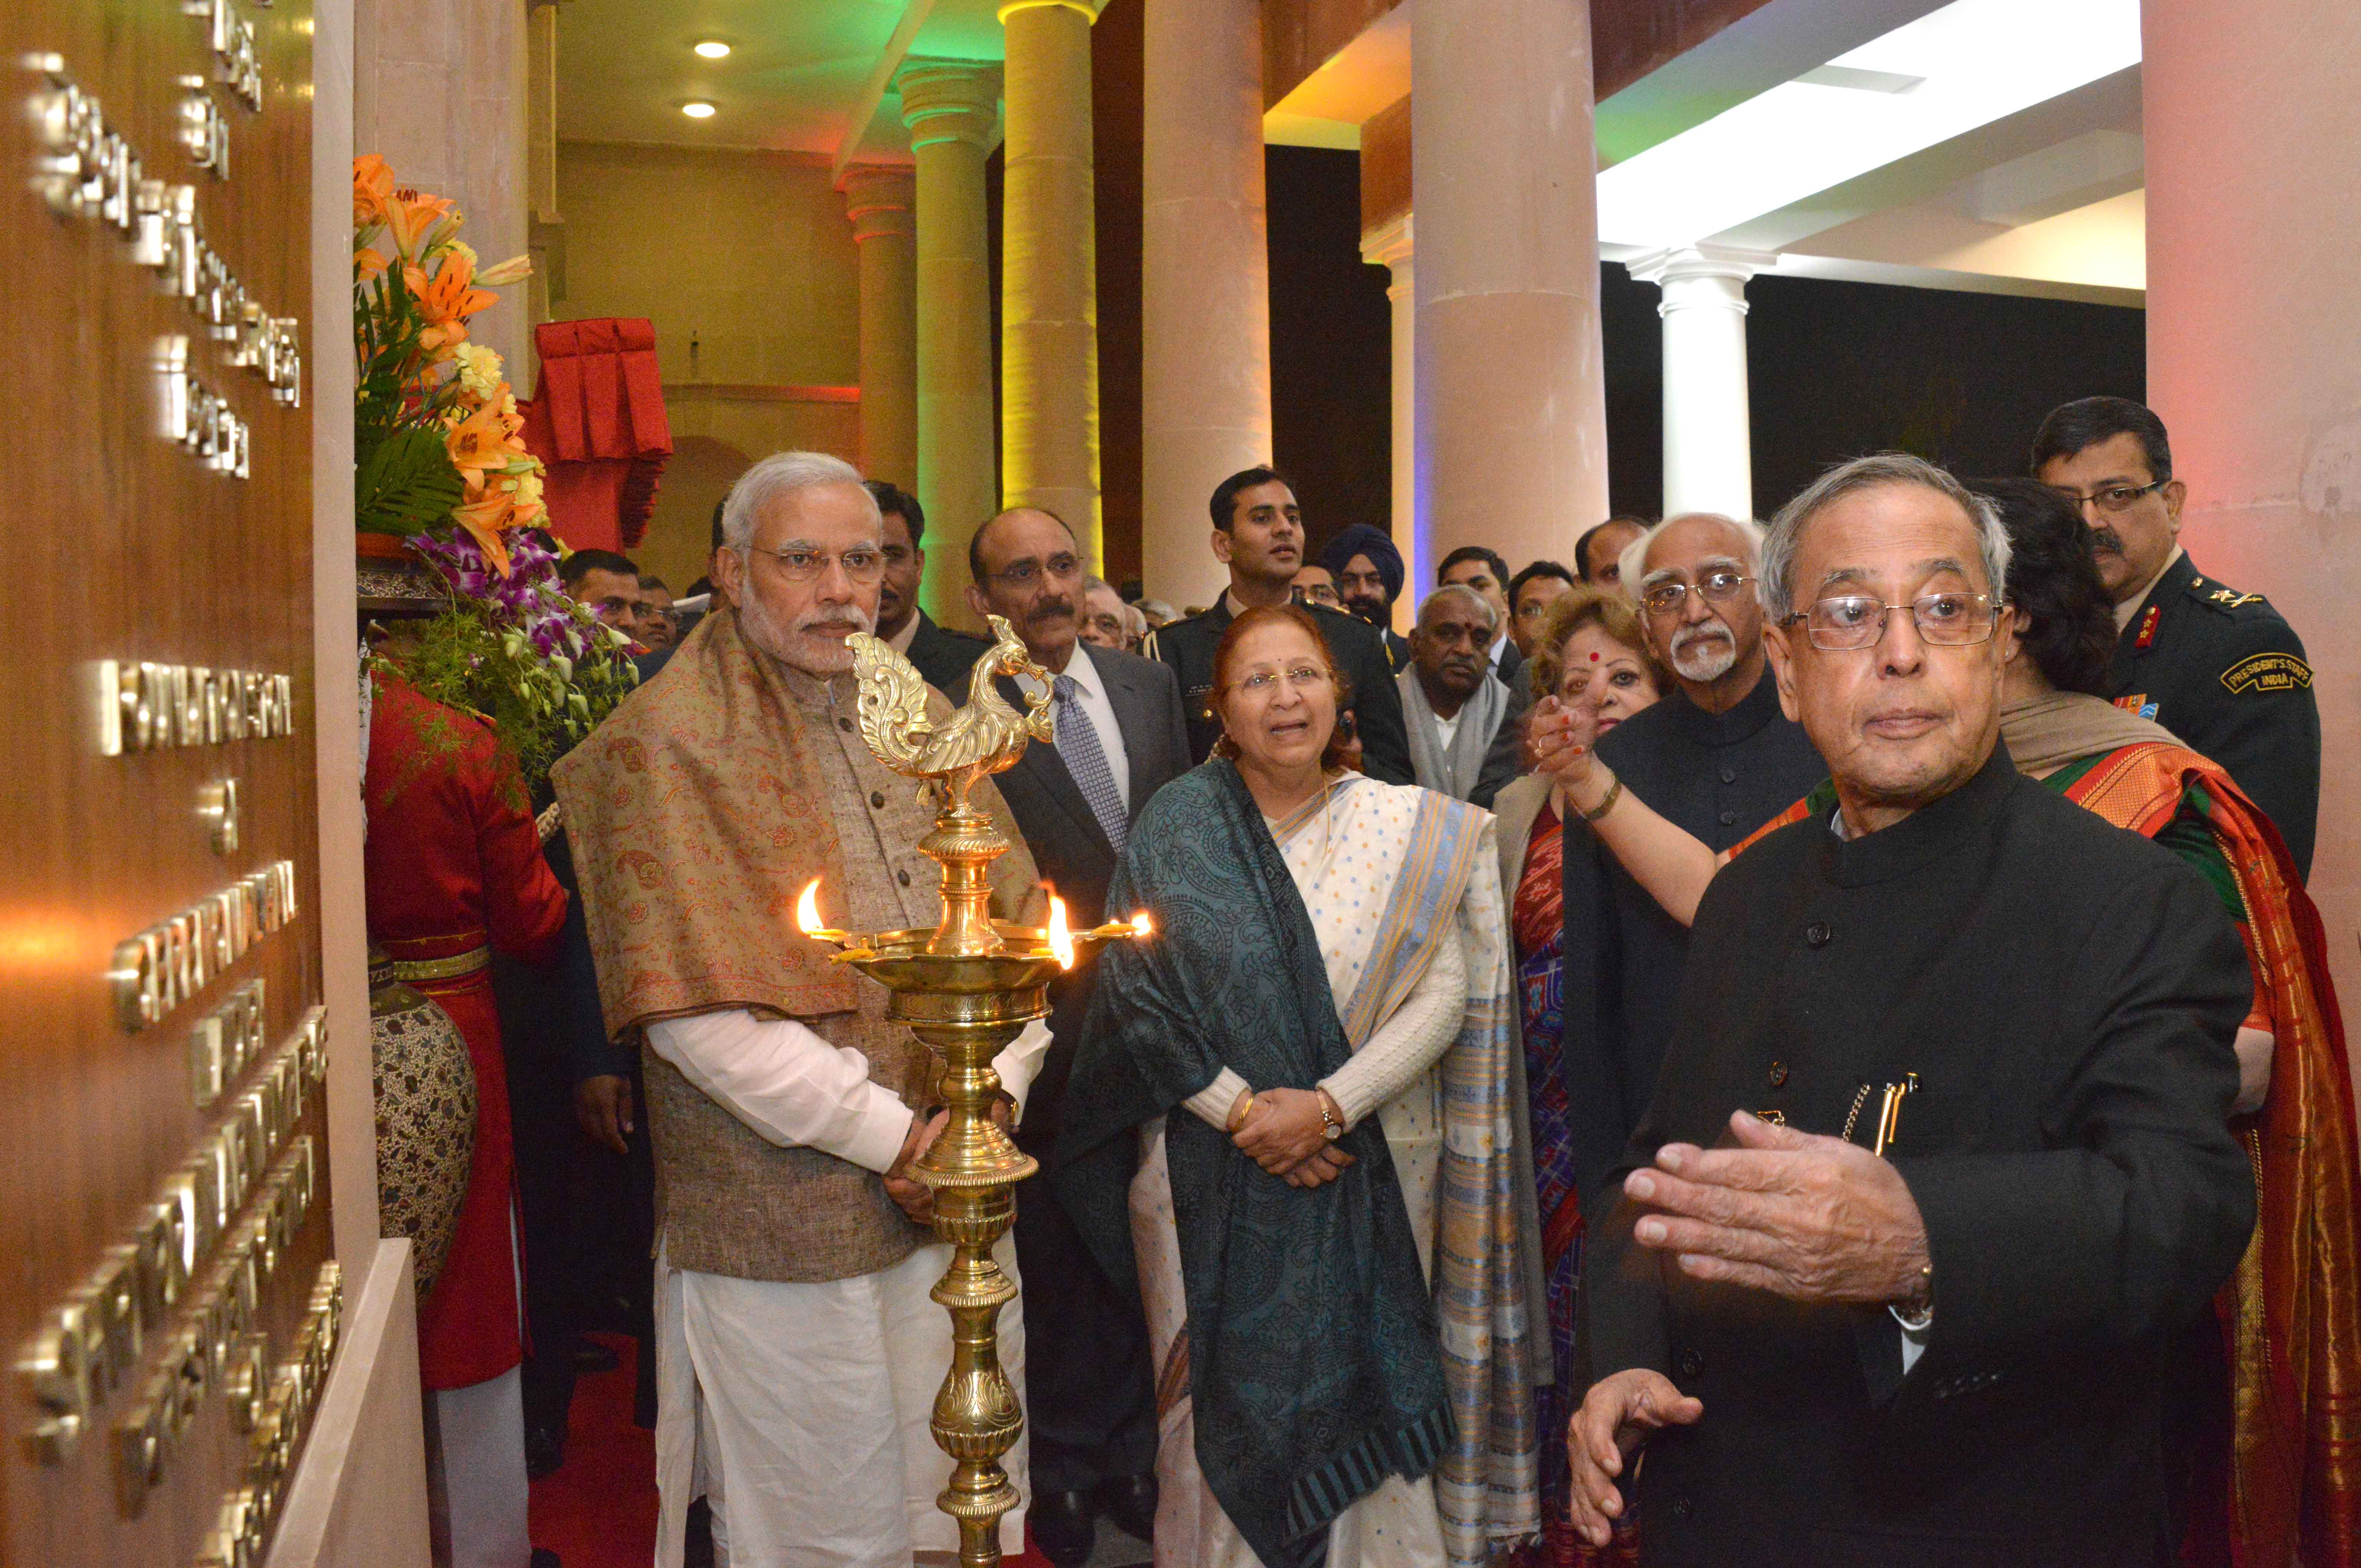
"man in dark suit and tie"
867,480,990,693
962,505,1193,1566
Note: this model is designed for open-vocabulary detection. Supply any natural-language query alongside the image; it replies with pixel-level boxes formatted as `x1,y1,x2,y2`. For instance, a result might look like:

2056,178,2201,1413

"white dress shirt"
1019,642,1131,811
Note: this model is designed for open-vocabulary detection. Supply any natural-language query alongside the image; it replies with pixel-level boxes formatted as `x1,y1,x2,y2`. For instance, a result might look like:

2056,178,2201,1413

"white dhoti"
653,1237,1029,1568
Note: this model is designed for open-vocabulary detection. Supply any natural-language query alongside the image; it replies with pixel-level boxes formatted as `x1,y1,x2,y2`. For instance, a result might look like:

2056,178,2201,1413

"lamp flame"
796,877,824,935
1048,896,1074,969
1131,911,1153,937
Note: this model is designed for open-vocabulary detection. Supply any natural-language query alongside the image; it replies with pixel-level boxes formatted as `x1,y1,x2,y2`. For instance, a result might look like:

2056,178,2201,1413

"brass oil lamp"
797,615,1147,1568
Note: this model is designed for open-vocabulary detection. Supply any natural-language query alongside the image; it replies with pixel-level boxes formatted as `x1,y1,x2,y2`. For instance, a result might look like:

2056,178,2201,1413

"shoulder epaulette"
2184,573,2268,615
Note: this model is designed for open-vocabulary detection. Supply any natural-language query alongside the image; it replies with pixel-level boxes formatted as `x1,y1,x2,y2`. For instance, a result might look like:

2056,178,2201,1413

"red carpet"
530,1334,657,1567
528,1332,1055,1568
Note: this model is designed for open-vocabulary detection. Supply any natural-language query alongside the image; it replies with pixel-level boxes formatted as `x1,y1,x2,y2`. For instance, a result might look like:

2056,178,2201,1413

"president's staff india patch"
2220,652,2314,695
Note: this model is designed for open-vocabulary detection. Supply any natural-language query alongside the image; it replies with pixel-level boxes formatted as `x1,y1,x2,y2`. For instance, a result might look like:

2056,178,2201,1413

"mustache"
1026,595,1076,623
795,603,874,634
1669,619,1731,651
2089,527,2125,556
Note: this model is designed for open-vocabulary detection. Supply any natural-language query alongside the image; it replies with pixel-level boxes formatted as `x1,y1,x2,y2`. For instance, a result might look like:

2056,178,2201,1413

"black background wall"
1262,146,2148,563
992,136,2148,584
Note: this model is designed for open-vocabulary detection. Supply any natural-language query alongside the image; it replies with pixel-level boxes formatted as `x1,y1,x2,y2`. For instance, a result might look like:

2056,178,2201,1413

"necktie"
1053,674,1129,852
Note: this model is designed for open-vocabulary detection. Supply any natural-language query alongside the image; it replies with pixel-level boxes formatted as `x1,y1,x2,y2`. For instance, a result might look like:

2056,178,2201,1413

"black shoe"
525,1423,565,1480
1031,1488,1097,1568
1096,1473,1158,1543
531,1552,561,1568
571,1339,621,1374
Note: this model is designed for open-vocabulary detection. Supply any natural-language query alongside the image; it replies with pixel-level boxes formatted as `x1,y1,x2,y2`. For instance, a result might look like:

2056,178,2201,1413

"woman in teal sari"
1057,604,1541,1568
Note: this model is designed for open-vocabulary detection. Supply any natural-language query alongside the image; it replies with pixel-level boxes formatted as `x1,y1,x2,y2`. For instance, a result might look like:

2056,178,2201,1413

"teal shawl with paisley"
1055,759,1537,1568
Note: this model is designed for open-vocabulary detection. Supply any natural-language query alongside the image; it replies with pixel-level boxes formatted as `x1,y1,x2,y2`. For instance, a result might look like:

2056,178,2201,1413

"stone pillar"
842,168,920,493
2146,0,2361,1033
898,61,1002,628
1141,0,1271,612
523,0,561,384
1412,0,1609,573
354,0,530,376
1360,214,1420,633
1627,244,1773,522
999,0,1104,563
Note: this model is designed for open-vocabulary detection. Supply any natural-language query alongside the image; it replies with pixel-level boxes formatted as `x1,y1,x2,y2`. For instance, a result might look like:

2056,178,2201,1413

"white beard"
740,593,871,676
1669,622,1738,683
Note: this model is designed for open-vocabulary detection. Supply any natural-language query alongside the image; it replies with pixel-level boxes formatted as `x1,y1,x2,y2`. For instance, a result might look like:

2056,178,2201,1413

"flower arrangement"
354,154,635,796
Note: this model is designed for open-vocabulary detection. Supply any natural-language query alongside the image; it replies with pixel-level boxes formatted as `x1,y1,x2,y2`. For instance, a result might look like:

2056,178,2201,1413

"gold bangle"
1226,1090,1257,1132
1578,776,1624,825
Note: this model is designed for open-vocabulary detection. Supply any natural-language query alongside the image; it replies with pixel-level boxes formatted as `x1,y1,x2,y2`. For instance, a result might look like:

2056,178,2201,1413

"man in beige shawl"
553,451,1050,1568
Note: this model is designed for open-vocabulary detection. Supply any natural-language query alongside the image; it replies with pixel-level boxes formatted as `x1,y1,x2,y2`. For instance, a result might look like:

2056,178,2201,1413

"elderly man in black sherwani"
1543,454,2257,1566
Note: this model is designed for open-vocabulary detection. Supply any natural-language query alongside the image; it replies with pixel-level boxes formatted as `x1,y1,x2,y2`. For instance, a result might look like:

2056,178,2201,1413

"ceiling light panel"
681,100,717,118
694,40,731,58
1596,0,2141,251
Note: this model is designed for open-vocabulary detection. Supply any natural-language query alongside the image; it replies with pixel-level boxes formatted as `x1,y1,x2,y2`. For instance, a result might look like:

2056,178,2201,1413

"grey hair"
1418,582,1497,630
1619,513,1766,601
1757,453,2010,621
719,450,877,551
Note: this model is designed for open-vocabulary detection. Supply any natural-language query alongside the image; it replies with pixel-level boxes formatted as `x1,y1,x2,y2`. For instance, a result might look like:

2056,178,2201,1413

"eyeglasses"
1641,570,1753,617
2049,478,2167,514
1293,585,1341,609
987,553,1083,588
1782,591,2000,651
1231,664,1332,696
745,544,886,584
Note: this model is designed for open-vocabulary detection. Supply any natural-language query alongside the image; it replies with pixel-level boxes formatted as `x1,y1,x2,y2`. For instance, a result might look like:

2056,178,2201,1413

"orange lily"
446,399,524,487
450,488,517,576
475,252,533,287
385,185,458,260
354,154,394,229
407,252,497,327
355,246,388,284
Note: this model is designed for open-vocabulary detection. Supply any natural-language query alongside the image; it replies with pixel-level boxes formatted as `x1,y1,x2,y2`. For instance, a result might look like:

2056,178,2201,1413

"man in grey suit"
962,506,1193,1566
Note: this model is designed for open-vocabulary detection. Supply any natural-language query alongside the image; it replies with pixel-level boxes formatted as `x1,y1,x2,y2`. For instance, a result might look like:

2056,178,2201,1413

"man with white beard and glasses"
1554,513,1825,1224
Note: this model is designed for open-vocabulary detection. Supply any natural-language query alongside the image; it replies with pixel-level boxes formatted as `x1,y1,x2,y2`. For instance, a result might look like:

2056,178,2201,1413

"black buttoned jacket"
1582,747,2256,1567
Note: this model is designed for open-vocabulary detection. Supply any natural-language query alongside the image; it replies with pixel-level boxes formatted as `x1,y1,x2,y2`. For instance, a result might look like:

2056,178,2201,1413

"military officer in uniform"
2034,396,2321,875
1143,467,1414,784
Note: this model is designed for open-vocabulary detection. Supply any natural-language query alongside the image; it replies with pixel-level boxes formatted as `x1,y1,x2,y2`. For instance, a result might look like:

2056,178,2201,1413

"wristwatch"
1316,1090,1345,1142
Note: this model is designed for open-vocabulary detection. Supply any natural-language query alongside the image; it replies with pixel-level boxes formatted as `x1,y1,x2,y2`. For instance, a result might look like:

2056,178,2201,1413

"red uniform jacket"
364,675,568,1389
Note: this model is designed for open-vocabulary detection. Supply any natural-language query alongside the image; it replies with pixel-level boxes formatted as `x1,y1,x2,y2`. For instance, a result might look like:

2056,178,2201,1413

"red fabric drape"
520,317,673,551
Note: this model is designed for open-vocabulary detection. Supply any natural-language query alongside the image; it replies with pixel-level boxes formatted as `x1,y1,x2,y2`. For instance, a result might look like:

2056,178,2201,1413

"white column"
1360,214,1420,634
999,0,1105,561
1412,0,1610,576
1626,244,1774,521
897,61,1002,628
1141,0,1271,612
2146,0,2361,1042
842,167,919,491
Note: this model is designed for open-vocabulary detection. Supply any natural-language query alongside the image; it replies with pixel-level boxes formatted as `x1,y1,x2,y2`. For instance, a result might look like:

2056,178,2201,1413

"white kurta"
646,1009,1050,1568
1136,778,1470,1568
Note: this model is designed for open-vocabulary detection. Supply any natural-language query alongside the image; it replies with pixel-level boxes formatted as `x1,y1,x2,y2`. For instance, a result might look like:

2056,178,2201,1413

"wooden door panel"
0,0,336,1563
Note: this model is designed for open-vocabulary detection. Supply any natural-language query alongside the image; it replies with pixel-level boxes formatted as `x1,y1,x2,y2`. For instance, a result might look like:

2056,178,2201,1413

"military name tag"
2219,652,2313,694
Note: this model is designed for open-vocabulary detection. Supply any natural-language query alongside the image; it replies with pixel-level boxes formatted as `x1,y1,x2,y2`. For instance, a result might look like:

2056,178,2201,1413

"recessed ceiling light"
681,100,717,118
694,40,731,59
